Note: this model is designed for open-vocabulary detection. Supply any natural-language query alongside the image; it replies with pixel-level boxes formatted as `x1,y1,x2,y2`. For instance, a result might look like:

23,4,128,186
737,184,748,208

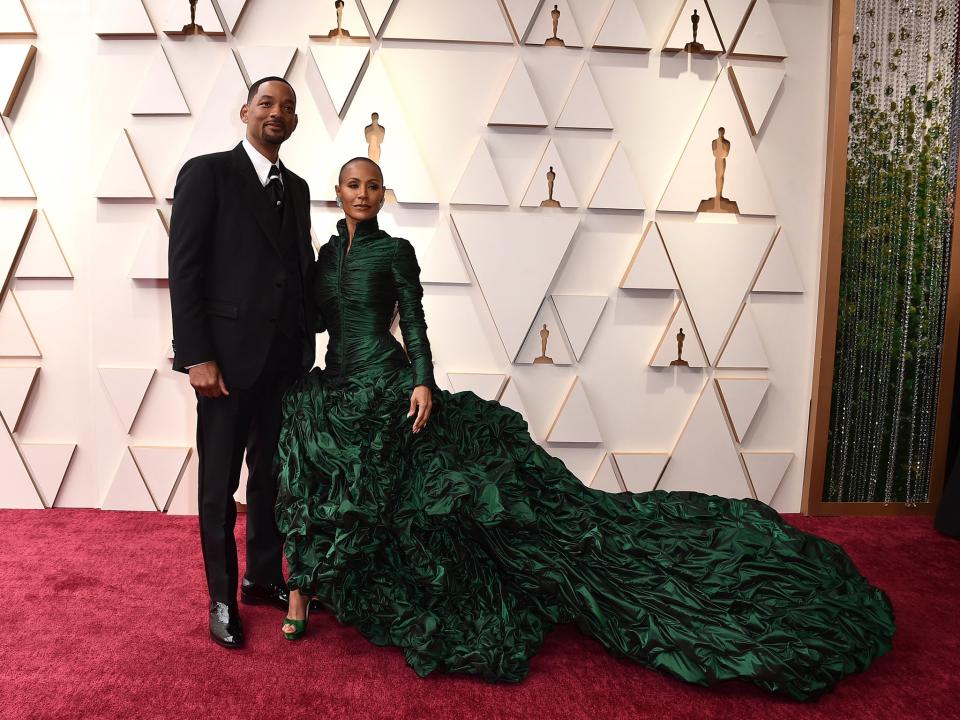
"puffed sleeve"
391,238,435,388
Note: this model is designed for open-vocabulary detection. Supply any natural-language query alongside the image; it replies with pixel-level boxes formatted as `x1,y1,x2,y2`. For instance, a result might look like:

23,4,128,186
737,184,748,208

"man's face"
240,80,298,148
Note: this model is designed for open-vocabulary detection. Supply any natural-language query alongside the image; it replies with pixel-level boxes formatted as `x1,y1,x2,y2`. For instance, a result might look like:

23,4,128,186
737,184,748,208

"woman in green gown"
275,158,894,700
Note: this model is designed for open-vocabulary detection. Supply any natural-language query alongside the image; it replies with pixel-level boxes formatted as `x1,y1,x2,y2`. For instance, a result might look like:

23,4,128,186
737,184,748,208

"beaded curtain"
827,0,960,503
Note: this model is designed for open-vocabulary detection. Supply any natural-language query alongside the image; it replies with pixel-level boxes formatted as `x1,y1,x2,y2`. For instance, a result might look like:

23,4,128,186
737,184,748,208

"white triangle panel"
556,63,612,130
657,384,752,498
0,206,33,292
520,140,578,208
527,0,584,47
753,229,802,293
129,210,169,280
516,297,574,366
546,377,602,443
0,0,35,36
594,0,652,50
0,293,40,357
717,304,768,369
16,210,73,279
131,446,192,512
0,43,35,117
552,294,607,361
613,452,668,493
742,452,792,504
488,59,548,127
729,64,784,135
704,0,753,50
498,378,539,442
166,57,247,199
502,0,541,41
20,443,75,508
664,0,722,53
99,367,155,433
418,220,470,284
360,0,396,36
451,139,509,206
161,0,225,36
166,449,199,515
0,119,33,197
94,0,155,37
132,48,189,116
658,73,776,216
715,377,769,443
590,454,625,493
589,143,644,210
650,300,707,368
454,211,579,360
549,446,605,486
97,129,153,199
730,0,787,59
447,373,507,401
215,0,250,33
0,422,41,508
384,0,512,43
0,365,38,431
659,219,774,363
102,448,157,511
620,223,677,290
235,46,297,87
309,43,370,117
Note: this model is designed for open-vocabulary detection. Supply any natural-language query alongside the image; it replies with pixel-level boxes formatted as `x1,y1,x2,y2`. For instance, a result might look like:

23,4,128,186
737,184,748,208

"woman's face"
336,161,385,223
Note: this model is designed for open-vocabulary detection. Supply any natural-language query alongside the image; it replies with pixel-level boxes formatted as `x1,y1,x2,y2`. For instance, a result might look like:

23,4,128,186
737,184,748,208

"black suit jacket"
168,143,315,390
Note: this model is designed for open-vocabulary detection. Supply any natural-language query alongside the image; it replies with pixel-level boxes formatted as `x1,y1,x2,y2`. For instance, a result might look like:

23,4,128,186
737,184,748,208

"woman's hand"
407,385,433,434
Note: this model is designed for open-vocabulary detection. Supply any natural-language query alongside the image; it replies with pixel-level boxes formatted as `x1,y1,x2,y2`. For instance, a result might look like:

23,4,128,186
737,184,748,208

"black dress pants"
196,332,300,604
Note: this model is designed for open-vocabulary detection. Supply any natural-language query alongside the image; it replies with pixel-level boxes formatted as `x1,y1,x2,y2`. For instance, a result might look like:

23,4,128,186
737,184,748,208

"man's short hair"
247,76,296,105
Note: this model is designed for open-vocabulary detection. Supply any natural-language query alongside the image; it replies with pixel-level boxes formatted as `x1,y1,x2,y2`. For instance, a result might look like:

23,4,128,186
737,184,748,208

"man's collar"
241,138,281,187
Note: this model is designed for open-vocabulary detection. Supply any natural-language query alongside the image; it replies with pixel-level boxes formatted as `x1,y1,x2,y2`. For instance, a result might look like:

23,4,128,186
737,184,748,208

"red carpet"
0,510,956,720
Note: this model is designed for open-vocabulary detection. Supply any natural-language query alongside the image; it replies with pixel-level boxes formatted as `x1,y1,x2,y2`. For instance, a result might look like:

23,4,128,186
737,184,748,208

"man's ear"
239,103,249,124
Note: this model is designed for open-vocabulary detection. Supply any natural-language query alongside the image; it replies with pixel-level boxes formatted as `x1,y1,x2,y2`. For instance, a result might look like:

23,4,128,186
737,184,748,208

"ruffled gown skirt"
275,367,894,700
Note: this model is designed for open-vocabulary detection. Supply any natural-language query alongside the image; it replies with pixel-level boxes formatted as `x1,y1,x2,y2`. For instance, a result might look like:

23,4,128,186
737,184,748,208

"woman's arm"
391,238,435,389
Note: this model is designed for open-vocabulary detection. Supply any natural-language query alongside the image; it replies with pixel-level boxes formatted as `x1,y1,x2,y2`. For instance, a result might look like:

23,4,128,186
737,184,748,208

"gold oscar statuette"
365,112,385,164
180,0,204,35
544,4,565,46
539,166,561,208
683,8,705,53
534,324,555,364
669,327,690,367
328,0,351,37
697,127,740,214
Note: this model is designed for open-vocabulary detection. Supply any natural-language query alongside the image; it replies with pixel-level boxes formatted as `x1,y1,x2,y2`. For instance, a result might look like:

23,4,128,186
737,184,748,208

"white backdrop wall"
0,0,830,514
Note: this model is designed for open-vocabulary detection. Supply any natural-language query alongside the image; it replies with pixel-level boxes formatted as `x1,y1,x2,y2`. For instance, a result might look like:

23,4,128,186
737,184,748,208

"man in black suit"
168,77,315,649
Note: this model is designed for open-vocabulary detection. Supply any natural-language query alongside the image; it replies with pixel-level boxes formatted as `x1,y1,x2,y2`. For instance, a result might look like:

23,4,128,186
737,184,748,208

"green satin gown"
275,218,894,700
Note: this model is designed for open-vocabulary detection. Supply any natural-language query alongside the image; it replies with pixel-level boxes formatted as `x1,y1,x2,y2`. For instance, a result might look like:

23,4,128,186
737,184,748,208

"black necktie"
267,164,283,212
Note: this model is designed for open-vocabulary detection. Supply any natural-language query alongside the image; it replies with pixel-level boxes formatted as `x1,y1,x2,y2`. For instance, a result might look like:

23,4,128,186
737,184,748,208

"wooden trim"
802,0,855,515
805,502,939,517
928,145,960,510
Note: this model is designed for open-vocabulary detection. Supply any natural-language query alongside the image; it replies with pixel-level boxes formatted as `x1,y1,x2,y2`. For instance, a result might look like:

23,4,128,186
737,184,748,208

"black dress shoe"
209,601,244,649
240,577,289,611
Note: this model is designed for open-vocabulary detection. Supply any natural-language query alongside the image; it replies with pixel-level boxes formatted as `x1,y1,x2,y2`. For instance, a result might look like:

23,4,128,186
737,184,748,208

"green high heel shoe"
281,603,311,641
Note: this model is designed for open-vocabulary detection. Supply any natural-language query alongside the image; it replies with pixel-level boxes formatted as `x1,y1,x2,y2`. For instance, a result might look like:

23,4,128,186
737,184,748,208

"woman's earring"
336,196,343,208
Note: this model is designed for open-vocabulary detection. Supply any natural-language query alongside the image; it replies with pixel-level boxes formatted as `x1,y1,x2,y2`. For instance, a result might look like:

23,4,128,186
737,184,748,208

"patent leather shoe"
240,577,289,611
209,601,244,649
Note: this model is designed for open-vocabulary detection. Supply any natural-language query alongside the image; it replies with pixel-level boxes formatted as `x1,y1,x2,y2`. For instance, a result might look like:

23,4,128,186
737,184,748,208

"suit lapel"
230,144,281,255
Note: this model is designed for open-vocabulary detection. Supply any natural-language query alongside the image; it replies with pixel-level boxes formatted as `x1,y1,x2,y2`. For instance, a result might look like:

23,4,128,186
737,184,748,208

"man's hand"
189,361,229,398
407,385,433,434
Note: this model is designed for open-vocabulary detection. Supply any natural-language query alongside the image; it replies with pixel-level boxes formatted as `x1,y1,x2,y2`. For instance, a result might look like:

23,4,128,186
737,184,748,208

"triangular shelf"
520,140,578,208
717,303,769,369
384,0,512,43
715,376,769,443
0,420,42,508
650,299,707,368
131,47,189,116
663,0,723,54
418,218,470,285
728,63,784,135
309,0,369,39
216,0,252,34
0,43,36,117
15,210,73,279
552,294,607,361
741,451,792,504
526,0,584,48
591,454,625,493
94,0,156,38
1,206,35,296
613,452,669,493
589,142,644,211
0,0,35,37
488,58,548,128
0,292,40,357
97,129,153,200
234,46,298,87
620,223,677,290
359,0,397,37
729,0,787,60
451,138,509,206
98,367,156,434
309,43,371,117
0,364,38,432
20,443,76,508
753,228,802,293
129,209,169,280
593,0,652,51
515,296,574,366
447,372,507,401
102,448,157,511
131,445,192,512
0,118,34,198
502,0,541,42
161,0,225,37
556,62,612,130
546,376,603,443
